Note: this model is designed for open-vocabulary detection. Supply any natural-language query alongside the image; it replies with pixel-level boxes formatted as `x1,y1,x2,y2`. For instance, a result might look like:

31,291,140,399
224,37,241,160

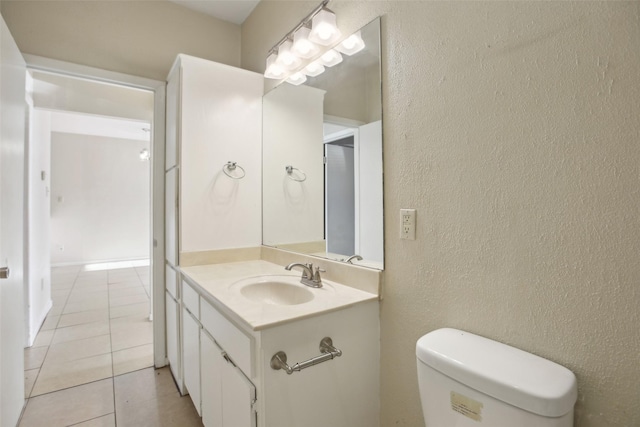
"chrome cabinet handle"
0,267,10,279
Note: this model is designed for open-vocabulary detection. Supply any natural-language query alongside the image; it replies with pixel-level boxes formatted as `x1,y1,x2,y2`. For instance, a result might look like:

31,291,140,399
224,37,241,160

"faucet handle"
312,266,325,282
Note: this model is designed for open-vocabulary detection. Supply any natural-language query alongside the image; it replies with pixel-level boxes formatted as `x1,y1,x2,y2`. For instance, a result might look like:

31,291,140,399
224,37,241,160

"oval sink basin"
237,278,314,306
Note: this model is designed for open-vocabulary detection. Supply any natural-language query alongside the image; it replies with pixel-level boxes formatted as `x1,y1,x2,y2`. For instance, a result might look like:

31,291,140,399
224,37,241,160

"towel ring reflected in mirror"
286,165,306,182
223,161,246,179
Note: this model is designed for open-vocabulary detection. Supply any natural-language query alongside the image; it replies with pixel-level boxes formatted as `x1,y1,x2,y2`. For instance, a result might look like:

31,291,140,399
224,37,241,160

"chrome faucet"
285,262,324,288
344,254,363,264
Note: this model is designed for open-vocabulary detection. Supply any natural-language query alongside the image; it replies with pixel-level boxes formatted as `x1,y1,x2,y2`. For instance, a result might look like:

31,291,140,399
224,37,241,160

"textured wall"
243,2,640,426
0,0,240,81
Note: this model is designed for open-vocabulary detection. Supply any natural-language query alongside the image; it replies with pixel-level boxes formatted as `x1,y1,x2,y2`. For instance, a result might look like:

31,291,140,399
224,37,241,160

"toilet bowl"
416,328,577,426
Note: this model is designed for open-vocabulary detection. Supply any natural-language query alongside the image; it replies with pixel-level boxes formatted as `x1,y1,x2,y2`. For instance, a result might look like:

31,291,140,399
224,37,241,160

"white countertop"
180,260,378,331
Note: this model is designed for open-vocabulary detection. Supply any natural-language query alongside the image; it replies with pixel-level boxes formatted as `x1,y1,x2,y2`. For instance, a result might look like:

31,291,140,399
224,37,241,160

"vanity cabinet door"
201,330,223,427
221,361,256,427
201,326,256,427
166,291,181,389
182,308,201,416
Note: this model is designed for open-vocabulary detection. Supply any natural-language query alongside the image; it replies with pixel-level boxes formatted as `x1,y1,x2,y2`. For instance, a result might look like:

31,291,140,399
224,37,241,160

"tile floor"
20,263,203,427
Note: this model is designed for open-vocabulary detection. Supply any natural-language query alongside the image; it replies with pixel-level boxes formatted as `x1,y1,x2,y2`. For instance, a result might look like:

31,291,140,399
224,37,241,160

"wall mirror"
262,17,383,270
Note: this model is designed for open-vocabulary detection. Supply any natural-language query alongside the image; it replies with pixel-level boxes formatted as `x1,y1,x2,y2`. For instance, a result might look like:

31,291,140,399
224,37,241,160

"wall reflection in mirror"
262,18,383,270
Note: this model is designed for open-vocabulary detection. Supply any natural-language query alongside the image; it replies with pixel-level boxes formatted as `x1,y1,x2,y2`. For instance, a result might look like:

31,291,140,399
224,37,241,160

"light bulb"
320,49,343,67
292,26,319,59
264,53,285,79
286,72,307,86
309,9,341,46
276,40,301,70
335,31,366,56
303,60,325,77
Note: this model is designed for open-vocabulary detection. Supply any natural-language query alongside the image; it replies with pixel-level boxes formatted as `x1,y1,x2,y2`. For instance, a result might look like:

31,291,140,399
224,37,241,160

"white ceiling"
168,0,260,25
50,111,151,142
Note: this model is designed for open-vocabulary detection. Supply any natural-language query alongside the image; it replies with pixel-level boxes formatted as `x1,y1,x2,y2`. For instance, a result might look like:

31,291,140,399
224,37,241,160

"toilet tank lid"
416,328,577,418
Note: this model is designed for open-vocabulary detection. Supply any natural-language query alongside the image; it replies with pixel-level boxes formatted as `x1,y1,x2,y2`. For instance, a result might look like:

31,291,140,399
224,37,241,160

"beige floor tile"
113,367,176,402
32,329,54,347
31,353,113,396
52,289,72,300
110,302,150,319
134,267,149,280
114,367,202,427
115,392,203,427
111,321,153,352
108,268,138,281
109,294,149,308
19,378,114,427
52,320,110,344
74,276,108,283
69,286,109,296
58,308,109,328
74,278,107,287
63,298,109,314
51,280,75,290
24,368,39,398
51,292,70,307
108,286,147,299
70,413,116,427
107,281,142,291
51,274,78,283
45,334,111,365
24,346,48,370
41,314,61,330
73,286,108,298
78,270,108,279
110,314,151,331
112,344,154,376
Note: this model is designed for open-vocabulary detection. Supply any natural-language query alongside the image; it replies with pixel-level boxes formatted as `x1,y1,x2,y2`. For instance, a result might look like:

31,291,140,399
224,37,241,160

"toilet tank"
416,328,577,427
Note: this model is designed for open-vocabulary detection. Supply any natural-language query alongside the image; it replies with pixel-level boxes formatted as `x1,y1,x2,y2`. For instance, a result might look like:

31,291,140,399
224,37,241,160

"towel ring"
286,165,306,182
223,161,245,179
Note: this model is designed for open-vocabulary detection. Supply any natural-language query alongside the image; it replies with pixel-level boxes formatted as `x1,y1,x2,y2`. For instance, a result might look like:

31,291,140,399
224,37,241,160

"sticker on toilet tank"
450,391,483,422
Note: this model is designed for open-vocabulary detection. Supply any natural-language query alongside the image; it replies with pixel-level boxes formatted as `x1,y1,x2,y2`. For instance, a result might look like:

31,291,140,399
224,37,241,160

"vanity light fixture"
264,0,364,85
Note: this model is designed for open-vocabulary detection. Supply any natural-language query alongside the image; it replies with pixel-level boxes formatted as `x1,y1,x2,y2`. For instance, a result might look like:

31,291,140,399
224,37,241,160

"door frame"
24,54,168,367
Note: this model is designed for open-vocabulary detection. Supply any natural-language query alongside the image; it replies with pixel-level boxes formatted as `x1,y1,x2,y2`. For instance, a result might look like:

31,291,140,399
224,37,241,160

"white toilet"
417,328,577,426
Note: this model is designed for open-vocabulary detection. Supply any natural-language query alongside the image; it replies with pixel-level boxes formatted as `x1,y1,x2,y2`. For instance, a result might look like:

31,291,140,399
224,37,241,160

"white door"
0,15,26,427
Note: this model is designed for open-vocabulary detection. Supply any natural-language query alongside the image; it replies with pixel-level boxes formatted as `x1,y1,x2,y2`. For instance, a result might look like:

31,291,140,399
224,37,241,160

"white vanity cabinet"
178,272,380,427
164,53,262,404
180,276,257,427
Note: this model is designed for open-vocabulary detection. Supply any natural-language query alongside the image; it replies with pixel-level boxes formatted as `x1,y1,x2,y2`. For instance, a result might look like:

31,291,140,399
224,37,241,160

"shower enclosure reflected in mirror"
262,18,383,269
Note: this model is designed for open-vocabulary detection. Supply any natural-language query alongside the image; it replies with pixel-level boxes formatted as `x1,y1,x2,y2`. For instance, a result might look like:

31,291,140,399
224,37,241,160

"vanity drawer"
182,279,200,318
200,299,253,377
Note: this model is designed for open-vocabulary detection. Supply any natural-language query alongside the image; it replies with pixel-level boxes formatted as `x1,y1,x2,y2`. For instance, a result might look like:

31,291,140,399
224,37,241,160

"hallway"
20,263,202,426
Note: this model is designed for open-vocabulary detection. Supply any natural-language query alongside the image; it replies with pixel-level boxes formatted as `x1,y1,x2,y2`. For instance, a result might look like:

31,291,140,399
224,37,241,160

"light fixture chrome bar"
267,0,331,55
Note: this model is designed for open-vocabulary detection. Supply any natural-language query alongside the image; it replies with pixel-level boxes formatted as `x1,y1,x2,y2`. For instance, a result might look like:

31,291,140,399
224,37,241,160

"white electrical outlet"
400,209,416,240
